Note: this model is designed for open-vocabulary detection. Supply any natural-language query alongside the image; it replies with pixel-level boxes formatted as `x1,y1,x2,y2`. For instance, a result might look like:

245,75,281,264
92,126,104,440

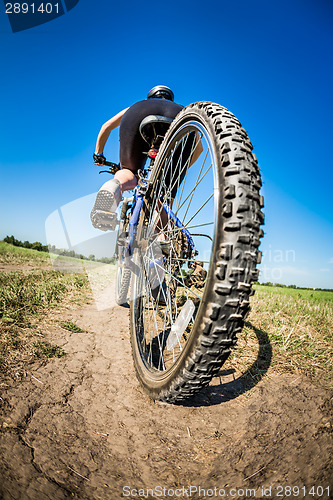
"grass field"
256,284,333,304
0,240,51,266
1,241,332,389
0,242,91,376
227,284,333,389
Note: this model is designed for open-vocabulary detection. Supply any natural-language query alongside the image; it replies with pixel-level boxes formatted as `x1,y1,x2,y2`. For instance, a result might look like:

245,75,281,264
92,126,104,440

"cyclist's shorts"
119,99,183,174
163,130,197,199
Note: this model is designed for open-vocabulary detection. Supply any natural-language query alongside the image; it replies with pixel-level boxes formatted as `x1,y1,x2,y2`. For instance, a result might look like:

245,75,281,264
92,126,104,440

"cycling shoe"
91,189,119,230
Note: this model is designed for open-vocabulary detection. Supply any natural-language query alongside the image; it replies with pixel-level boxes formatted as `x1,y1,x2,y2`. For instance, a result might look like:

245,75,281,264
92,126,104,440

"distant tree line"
3,235,116,265
260,281,333,293
4,234,49,252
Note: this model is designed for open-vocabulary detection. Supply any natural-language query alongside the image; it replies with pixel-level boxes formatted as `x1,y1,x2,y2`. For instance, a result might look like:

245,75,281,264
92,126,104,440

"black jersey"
119,99,183,173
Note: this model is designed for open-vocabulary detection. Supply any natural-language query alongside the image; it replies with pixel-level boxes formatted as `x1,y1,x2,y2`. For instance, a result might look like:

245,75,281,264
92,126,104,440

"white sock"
99,178,122,210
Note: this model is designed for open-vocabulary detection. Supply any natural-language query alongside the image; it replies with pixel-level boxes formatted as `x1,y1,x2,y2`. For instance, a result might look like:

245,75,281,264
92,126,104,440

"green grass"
0,240,87,274
255,284,333,304
227,285,333,388
59,321,85,333
0,241,51,266
0,242,91,375
0,270,88,325
32,341,65,358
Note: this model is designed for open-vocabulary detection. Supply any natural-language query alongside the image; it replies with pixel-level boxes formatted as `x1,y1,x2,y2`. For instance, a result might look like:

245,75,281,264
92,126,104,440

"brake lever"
99,161,121,175
99,168,113,174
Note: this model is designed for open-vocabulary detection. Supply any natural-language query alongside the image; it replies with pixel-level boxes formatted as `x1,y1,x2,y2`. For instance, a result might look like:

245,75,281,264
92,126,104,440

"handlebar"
98,161,121,175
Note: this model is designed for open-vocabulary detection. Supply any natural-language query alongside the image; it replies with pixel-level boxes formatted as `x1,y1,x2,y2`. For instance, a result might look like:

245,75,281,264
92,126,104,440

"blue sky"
0,0,332,288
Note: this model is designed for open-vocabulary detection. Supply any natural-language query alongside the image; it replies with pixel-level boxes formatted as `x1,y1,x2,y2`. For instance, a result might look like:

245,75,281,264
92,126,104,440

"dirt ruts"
0,300,332,499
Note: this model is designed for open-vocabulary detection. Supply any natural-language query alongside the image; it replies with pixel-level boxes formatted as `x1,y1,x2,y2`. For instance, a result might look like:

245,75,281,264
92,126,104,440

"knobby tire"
129,101,264,403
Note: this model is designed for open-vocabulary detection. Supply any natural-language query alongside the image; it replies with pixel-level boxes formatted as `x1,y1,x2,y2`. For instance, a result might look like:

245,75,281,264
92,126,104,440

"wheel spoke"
173,162,213,220
183,193,214,228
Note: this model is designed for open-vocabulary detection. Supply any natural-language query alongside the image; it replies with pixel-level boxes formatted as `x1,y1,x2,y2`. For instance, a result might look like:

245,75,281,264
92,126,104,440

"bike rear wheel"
130,101,264,402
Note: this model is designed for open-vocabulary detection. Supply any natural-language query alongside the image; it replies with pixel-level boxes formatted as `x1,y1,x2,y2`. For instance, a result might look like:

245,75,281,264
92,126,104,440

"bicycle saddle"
139,115,173,145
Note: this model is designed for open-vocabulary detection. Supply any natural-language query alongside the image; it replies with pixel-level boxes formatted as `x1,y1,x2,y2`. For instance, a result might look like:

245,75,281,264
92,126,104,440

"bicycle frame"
119,162,196,269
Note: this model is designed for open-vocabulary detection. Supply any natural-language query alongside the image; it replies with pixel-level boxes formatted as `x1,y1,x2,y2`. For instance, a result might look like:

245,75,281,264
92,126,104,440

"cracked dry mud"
0,299,332,500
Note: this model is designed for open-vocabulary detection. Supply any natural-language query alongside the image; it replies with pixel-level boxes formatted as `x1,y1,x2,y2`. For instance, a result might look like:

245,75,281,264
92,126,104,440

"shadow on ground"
182,322,272,407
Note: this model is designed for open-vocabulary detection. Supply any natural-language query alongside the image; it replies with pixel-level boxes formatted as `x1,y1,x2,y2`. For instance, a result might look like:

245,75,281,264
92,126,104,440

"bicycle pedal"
91,210,118,231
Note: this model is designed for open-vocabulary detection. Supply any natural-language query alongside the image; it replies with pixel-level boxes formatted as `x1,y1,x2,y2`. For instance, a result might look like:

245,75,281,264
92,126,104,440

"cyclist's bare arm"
95,107,129,156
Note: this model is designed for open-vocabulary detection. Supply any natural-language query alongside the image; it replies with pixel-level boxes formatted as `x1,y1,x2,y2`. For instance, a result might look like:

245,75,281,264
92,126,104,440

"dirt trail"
0,299,332,500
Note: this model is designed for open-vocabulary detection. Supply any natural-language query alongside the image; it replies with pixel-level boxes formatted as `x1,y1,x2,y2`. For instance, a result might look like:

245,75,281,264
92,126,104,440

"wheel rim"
132,120,218,377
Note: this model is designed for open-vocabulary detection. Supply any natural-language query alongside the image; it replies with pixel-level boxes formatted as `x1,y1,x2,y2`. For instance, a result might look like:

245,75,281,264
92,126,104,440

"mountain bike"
102,102,264,403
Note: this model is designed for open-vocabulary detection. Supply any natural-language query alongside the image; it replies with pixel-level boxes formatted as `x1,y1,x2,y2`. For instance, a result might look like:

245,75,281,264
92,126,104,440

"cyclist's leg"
152,200,171,241
99,168,137,203
114,168,138,191
91,167,138,230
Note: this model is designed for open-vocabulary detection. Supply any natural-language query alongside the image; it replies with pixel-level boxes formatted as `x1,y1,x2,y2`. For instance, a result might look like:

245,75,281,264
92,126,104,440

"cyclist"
91,85,184,230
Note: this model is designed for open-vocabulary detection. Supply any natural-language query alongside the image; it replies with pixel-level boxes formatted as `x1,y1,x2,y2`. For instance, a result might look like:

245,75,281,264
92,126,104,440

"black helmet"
147,85,174,101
